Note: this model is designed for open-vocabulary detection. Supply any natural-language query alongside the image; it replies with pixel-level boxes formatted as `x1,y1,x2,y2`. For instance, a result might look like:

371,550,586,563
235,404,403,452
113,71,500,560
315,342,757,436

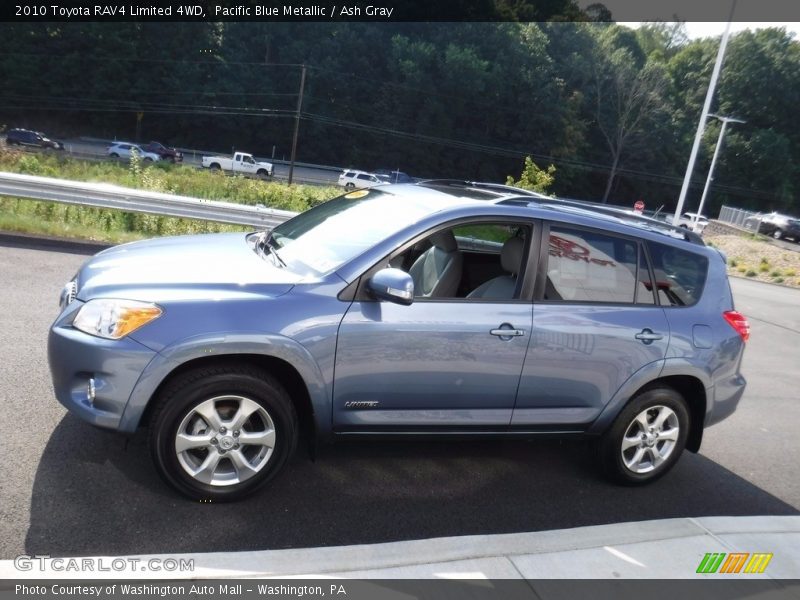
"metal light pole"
693,114,745,229
287,64,307,186
672,0,737,227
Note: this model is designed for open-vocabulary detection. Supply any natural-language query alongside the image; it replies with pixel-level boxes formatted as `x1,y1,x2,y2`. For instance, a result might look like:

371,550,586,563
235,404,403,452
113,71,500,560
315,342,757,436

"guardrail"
0,172,298,229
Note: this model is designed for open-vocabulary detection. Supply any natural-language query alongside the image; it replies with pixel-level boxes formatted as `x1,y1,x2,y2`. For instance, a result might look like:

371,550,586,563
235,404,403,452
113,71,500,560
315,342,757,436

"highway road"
0,236,798,559
60,138,346,186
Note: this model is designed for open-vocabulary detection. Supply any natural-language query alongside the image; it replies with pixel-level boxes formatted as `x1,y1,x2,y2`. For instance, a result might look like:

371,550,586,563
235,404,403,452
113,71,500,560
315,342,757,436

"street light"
673,0,737,227
693,114,745,229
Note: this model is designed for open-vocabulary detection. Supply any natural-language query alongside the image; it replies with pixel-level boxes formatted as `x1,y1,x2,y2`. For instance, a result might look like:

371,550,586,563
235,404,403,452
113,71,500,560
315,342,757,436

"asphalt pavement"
0,238,798,561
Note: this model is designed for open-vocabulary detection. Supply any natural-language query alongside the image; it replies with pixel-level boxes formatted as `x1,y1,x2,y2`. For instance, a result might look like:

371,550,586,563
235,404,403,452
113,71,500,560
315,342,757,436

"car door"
333,220,536,431
512,223,669,428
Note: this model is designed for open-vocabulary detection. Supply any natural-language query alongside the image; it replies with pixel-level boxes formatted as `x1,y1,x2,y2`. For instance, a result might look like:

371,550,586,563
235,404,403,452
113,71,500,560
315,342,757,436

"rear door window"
545,226,639,303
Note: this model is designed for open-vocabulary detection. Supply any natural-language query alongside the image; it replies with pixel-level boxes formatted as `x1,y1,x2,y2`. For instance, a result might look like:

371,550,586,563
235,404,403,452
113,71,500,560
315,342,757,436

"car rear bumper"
48,318,157,431
706,373,747,427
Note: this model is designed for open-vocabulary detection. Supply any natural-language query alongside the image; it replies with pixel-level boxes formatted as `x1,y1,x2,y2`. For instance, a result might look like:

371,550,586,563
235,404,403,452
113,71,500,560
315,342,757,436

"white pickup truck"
201,152,274,179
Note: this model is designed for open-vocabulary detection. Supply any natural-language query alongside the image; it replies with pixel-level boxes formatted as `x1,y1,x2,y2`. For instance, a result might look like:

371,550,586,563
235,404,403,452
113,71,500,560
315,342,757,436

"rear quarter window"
647,242,708,306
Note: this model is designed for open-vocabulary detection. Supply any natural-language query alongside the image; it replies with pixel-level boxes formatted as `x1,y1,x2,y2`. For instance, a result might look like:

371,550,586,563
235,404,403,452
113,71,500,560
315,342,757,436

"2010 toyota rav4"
49,182,749,501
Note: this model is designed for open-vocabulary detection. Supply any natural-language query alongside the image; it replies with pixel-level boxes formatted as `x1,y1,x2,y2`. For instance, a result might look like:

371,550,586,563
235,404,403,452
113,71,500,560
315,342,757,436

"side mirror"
367,268,414,306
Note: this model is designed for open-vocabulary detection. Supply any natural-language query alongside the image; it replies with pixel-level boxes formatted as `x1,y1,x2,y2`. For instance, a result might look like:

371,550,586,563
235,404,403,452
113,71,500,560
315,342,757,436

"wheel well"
139,355,316,444
641,375,706,453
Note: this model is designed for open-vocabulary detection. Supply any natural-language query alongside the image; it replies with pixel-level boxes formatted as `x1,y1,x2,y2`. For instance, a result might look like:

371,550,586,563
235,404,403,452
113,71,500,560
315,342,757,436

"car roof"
402,180,706,247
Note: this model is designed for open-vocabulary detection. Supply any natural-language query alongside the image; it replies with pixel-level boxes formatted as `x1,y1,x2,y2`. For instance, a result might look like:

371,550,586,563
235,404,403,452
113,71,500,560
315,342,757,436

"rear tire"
345,182,355,190
109,152,119,158
600,386,689,485
773,229,784,240
149,365,298,502
210,163,221,171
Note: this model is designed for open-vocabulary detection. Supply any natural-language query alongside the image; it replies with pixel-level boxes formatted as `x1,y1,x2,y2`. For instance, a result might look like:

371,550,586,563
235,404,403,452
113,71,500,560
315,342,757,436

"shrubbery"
0,150,340,242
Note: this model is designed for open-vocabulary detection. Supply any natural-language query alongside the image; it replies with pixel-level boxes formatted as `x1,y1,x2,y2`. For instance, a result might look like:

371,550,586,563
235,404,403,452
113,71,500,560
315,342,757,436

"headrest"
430,230,458,252
501,236,524,273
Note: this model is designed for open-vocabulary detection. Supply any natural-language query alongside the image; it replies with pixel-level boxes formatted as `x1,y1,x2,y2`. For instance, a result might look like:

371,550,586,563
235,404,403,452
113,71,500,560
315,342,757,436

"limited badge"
344,189,369,199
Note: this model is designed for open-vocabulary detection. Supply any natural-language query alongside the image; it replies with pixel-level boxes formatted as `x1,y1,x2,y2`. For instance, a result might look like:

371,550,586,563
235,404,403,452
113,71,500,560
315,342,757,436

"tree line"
0,21,798,215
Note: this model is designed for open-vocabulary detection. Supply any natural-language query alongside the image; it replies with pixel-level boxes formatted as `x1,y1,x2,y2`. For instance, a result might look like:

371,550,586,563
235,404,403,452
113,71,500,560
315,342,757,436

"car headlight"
73,299,162,340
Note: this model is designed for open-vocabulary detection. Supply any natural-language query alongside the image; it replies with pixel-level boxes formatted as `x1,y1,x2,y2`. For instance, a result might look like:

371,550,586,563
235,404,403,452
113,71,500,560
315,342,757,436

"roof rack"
417,179,550,198
523,198,706,246
416,179,704,245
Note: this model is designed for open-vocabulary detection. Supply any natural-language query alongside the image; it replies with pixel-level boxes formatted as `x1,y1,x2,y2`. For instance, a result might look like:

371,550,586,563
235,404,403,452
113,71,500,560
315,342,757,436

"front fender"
118,332,330,437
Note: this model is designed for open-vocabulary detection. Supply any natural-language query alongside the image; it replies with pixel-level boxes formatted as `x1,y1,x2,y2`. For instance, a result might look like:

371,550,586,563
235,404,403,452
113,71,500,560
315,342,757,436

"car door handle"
635,329,664,344
490,325,525,338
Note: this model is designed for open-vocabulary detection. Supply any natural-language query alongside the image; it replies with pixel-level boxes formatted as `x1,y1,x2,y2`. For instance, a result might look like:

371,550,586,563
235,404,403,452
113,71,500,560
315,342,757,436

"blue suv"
49,182,749,500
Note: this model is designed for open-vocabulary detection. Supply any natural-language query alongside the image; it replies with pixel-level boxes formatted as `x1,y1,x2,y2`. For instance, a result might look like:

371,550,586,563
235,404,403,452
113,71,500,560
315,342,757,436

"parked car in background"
142,141,183,163
107,142,161,162
744,212,800,242
676,213,709,234
338,169,384,189
374,169,414,184
5,128,64,150
49,181,748,501
201,152,273,179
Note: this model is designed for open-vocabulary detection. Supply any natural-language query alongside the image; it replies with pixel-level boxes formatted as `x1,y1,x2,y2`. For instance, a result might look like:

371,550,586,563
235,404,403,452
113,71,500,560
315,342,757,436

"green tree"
506,156,556,193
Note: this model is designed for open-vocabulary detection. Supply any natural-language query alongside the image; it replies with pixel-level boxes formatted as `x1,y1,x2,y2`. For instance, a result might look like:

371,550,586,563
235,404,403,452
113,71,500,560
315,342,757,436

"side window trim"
637,241,660,306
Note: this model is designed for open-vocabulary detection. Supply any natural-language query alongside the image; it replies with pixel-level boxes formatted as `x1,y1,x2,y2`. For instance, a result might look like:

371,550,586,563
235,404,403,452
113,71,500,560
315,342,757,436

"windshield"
267,188,456,276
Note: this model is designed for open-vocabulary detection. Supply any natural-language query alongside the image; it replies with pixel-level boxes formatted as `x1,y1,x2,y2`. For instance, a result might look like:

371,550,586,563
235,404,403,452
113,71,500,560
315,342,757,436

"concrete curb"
2,516,798,580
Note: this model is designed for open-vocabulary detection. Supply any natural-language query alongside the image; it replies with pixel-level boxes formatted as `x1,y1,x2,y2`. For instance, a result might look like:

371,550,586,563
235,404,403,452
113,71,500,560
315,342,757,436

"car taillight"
723,311,750,342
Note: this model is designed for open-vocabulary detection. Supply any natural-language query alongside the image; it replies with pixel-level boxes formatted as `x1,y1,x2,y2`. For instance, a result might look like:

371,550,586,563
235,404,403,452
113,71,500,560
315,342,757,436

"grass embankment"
705,233,800,289
0,149,340,244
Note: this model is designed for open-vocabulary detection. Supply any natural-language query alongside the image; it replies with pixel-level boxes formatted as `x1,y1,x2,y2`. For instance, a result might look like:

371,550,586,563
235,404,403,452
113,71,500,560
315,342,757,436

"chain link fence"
717,205,762,229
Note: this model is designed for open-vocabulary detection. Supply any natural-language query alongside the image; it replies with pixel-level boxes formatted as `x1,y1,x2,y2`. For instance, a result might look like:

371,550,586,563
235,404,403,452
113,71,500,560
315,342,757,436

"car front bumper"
48,313,158,431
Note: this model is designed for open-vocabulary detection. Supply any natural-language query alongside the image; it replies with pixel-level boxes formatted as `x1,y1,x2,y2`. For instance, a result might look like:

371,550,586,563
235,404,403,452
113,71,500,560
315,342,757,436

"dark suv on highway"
142,141,183,163
5,128,64,150
49,182,749,501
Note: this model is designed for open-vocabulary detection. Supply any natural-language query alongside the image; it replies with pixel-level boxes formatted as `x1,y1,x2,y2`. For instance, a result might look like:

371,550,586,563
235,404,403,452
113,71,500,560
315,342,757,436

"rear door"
512,223,669,428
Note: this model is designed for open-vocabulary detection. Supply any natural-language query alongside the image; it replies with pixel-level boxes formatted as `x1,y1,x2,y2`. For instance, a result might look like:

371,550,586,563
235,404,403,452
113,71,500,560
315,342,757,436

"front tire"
149,365,298,501
600,386,689,485
773,229,784,240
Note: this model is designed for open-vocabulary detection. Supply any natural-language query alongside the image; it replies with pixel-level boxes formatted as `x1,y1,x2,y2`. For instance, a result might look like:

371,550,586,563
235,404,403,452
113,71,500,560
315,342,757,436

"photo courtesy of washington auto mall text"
13,583,348,599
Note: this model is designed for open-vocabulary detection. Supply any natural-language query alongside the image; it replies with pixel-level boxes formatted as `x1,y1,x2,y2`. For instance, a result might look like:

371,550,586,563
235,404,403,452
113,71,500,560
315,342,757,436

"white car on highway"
107,142,161,162
338,169,387,190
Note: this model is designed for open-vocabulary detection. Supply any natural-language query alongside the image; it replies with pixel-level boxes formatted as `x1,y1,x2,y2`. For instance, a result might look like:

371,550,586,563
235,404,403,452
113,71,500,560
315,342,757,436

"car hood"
75,233,302,302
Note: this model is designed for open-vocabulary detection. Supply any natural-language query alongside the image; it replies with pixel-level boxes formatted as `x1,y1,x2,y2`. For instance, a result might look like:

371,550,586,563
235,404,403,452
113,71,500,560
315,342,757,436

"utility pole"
287,64,307,186
694,114,745,228
672,0,737,226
